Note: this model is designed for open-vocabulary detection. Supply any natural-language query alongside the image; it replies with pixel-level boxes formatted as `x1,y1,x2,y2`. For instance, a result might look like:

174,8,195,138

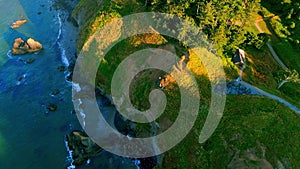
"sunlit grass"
258,20,271,35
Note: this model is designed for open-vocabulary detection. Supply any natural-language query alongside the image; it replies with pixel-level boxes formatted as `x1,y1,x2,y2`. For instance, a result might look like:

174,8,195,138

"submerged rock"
12,38,43,55
46,103,57,112
51,89,60,96
10,19,27,28
66,131,103,166
26,58,35,64
58,66,66,72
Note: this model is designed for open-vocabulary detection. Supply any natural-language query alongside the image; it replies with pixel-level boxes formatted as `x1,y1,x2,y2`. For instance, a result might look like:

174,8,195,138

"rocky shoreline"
53,0,146,168
64,1,264,167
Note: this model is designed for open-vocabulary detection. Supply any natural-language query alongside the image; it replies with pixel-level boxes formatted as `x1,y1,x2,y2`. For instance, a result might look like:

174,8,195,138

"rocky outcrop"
71,0,103,28
11,19,27,28
65,131,103,166
12,38,43,55
228,152,273,169
228,147,273,169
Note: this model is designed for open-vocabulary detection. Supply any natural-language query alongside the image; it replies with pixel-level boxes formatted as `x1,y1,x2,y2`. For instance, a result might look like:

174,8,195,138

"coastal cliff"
69,0,300,168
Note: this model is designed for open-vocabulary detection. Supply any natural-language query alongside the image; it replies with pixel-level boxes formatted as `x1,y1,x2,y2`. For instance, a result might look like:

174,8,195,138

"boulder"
26,58,35,64
66,131,102,166
12,38,42,55
46,104,57,112
58,66,66,72
51,89,60,96
11,19,27,28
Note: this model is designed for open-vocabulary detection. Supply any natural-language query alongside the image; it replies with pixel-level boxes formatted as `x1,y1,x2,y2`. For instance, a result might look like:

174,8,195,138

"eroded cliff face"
71,0,105,50
71,0,103,28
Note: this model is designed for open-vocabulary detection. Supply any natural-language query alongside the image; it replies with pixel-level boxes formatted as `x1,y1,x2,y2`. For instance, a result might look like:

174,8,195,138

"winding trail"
266,42,288,70
235,66,300,114
236,80,300,114
254,18,288,70
231,17,300,114
235,63,300,114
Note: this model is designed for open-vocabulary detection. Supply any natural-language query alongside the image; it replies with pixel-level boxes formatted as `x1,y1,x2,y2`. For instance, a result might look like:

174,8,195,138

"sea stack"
12,38,43,55
11,19,27,28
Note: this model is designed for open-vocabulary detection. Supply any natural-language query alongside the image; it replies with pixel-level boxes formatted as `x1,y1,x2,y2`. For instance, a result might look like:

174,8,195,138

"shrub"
290,22,296,29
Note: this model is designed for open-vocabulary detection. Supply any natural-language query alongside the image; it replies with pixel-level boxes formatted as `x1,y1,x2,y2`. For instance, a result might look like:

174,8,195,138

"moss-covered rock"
66,131,102,166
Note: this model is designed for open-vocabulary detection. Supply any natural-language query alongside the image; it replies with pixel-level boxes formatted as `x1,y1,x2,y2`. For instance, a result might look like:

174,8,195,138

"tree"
149,0,261,57
277,69,300,89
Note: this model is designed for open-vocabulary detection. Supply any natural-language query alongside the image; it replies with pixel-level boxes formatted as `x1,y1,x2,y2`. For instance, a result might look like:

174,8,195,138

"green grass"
242,45,300,108
160,95,300,169
271,40,300,73
129,69,164,111
258,20,271,35
260,15,300,73
279,82,300,103
243,45,281,89
74,1,300,168
239,10,300,108
244,22,260,35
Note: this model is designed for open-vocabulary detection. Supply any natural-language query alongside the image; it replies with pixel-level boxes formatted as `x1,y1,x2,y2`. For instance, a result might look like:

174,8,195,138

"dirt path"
266,42,288,70
254,19,288,70
235,60,299,114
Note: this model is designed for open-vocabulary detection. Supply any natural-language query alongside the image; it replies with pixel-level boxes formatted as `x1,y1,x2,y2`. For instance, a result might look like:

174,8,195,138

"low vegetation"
73,0,300,168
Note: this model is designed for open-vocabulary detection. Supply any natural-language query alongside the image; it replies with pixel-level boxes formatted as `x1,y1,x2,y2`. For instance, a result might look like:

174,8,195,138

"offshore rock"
11,19,27,28
46,103,57,112
12,38,42,55
66,131,103,166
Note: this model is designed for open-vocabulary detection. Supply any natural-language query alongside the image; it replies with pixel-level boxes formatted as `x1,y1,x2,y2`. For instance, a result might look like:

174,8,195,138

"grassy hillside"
240,7,300,107
159,95,300,169
72,0,300,168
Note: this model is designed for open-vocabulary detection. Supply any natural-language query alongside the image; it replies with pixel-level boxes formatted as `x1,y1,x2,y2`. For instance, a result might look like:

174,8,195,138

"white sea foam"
59,42,70,67
80,111,86,119
56,13,62,42
64,138,76,169
56,12,70,67
6,50,12,59
134,159,141,169
72,83,81,92
16,74,26,85
65,72,73,85
73,98,86,127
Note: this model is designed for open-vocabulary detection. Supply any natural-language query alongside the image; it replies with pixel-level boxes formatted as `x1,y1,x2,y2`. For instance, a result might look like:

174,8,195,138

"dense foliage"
148,0,262,55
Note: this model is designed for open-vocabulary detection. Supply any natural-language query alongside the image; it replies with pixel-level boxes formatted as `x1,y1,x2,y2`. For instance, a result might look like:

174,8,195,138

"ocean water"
0,0,80,168
0,0,141,168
